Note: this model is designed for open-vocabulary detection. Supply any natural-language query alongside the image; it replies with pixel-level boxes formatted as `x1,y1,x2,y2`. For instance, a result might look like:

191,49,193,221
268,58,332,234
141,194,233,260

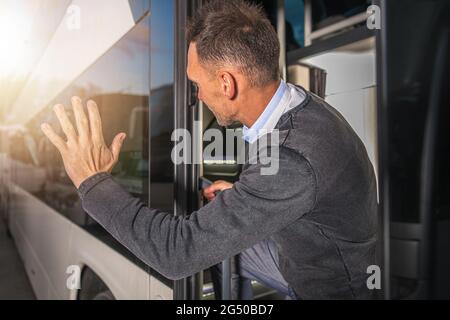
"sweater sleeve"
78,146,316,280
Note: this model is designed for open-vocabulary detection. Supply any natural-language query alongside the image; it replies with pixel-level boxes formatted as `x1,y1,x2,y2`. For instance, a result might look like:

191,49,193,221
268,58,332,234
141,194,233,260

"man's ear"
218,71,237,100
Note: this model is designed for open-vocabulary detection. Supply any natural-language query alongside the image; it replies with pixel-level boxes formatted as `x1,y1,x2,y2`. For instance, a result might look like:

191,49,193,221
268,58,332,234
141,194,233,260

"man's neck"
237,79,281,128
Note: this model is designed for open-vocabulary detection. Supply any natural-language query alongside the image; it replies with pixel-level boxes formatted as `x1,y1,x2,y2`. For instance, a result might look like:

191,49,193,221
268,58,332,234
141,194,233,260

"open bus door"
173,0,202,300
173,0,293,300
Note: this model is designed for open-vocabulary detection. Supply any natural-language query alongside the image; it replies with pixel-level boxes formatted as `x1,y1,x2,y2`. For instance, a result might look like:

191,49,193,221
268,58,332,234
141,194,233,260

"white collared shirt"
242,80,307,143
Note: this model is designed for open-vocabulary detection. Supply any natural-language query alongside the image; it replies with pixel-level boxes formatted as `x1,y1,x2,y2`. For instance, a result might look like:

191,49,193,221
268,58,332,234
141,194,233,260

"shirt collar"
242,80,288,143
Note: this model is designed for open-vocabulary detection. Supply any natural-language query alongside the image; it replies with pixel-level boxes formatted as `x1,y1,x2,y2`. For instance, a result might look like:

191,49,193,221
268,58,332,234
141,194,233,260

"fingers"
41,123,67,153
203,180,233,201
50,98,111,149
53,104,77,142
110,133,126,162
203,192,216,201
71,96,89,142
87,100,105,146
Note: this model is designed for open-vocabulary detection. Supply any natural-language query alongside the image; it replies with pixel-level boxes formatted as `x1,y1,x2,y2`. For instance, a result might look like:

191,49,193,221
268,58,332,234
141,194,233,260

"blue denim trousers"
210,238,298,300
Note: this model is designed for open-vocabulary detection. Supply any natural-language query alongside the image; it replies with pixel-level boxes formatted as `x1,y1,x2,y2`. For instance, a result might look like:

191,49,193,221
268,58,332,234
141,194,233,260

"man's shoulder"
277,88,359,147
276,87,332,130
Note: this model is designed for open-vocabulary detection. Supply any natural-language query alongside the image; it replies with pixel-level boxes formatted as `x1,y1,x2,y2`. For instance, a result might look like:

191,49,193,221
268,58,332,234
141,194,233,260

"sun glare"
0,10,32,77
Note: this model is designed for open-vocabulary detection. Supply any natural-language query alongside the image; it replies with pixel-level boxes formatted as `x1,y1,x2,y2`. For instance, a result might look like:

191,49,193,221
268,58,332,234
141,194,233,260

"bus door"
173,0,297,300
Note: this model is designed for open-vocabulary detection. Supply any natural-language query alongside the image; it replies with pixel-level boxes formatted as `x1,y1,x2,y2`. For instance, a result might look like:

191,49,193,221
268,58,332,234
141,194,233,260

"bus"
0,0,379,300
5,0,445,300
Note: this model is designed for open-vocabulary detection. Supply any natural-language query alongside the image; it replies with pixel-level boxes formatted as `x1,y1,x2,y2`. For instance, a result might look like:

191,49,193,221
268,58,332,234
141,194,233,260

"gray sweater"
78,88,378,299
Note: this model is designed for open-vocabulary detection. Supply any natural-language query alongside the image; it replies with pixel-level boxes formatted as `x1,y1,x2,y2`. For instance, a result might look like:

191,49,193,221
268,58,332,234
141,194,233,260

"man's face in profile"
186,43,235,126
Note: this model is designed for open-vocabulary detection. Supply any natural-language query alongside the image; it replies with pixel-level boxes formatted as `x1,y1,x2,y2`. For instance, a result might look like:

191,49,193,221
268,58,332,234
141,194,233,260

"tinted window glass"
149,0,174,213
285,0,305,48
257,0,303,51
311,0,369,31
24,13,154,264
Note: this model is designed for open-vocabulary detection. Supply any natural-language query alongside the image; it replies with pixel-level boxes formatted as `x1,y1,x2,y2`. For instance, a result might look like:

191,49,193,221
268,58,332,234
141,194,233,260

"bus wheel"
93,290,115,300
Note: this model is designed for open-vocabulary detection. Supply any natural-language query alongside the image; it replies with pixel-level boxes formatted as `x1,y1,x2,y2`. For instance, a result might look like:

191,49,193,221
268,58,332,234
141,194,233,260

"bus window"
9,130,34,165
310,0,369,32
285,0,305,48
149,0,175,213
256,0,303,50
26,14,152,257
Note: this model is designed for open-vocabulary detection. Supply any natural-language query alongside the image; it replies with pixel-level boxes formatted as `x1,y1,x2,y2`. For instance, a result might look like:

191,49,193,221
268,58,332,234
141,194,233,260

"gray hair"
187,0,280,87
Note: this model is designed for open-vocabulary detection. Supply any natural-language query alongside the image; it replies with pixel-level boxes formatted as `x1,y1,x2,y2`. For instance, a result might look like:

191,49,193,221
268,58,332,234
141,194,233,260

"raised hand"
41,96,126,189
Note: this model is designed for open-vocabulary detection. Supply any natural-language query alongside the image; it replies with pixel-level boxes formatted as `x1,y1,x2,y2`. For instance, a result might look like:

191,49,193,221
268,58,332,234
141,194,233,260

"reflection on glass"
15,1,176,274
256,0,303,51
20,16,153,261
149,0,174,213
311,0,369,31
285,0,305,49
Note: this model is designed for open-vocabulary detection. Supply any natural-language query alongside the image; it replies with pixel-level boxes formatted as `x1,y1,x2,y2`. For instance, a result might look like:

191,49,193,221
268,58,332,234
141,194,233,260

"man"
41,0,378,299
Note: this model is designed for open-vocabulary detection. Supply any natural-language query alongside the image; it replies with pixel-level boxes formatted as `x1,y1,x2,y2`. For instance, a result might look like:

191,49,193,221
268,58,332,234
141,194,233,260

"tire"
92,290,115,300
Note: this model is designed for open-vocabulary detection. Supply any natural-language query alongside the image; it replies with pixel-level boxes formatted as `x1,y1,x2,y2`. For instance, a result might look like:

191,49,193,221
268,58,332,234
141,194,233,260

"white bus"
0,0,381,300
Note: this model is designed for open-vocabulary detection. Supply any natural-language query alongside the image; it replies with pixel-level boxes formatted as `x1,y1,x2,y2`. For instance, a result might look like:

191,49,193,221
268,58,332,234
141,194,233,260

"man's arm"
42,97,316,280
78,146,316,280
